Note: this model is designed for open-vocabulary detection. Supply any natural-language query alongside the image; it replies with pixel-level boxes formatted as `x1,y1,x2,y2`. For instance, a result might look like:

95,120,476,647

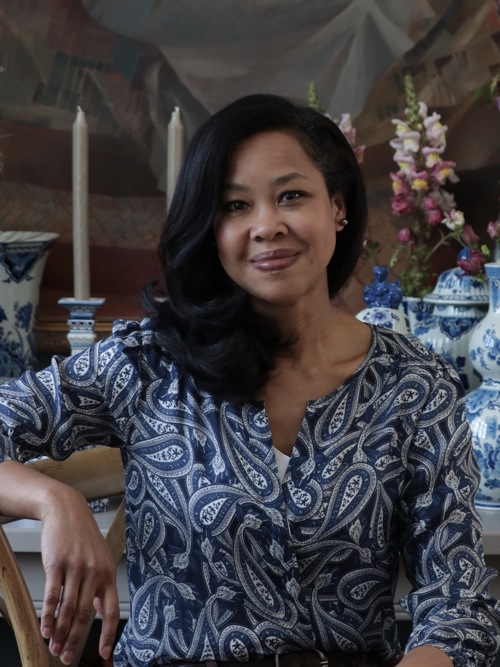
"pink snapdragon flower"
462,224,479,246
423,112,448,146
422,195,445,225
411,170,429,192
417,101,428,118
457,248,488,276
334,112,366,164
487,220,500,240
422,145,445,168
393,152,415,175
336,114,356,145
432,160,459,185
307,85,366,166
390,122,421,154
391,172,412,197
397,228,413,247
423,195,438,210
391,195,413,217
427,208,443,226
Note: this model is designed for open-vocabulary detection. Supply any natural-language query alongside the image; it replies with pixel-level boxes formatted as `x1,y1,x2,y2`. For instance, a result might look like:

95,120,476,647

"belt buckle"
312,650,329,667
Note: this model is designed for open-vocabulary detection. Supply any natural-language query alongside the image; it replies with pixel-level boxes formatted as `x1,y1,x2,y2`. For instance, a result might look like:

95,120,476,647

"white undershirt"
274,447,290,483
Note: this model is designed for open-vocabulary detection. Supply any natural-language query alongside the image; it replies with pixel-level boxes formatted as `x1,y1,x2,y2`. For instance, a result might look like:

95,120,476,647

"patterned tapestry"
0,0,498,311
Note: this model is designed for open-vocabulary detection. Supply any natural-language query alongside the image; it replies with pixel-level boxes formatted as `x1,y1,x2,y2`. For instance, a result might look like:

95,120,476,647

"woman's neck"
261,299,352,363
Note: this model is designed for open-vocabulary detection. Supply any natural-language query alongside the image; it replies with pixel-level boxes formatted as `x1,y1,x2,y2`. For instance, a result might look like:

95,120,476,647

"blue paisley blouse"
0,318,499,667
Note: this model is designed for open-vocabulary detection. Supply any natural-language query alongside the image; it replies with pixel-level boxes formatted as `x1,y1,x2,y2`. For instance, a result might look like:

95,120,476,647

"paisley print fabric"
0,318,498,667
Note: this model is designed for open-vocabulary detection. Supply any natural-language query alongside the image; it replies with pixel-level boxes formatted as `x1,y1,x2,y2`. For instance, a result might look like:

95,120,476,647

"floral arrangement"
389,75,490,297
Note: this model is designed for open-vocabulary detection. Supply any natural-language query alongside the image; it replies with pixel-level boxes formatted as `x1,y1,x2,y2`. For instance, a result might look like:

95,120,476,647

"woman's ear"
331,194,347,231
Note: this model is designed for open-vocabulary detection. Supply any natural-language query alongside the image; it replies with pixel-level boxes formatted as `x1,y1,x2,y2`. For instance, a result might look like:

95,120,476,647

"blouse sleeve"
0,322,145,463
397,362,500,667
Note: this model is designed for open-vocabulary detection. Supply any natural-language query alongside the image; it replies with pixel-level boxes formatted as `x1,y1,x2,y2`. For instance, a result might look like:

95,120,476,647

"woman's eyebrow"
272,172,307,186
222,172,307,192
221,182,249,192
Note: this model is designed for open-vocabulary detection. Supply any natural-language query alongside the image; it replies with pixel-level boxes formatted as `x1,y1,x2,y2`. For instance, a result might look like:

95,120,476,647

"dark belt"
163,649,402,667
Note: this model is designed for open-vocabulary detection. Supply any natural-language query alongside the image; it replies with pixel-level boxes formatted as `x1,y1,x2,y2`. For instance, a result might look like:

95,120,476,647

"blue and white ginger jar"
466,262,500,508
414,265,489,393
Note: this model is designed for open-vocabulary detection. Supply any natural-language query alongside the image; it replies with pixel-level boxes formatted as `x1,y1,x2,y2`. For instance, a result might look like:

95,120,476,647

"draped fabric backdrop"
0,0,498,324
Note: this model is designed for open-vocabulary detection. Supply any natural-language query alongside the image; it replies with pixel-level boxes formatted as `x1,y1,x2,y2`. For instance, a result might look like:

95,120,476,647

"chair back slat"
0,525,51,666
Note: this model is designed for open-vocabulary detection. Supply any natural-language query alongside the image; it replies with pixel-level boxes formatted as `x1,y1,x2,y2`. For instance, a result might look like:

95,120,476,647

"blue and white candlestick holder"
58,296,108,513
58,297,105,356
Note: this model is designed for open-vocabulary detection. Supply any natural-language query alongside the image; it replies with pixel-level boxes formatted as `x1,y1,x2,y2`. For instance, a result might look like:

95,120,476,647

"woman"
0,94,498,667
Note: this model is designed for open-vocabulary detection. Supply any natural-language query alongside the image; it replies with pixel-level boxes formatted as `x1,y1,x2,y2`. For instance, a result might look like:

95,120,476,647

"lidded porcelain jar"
466,262,500,508
414,265,489,392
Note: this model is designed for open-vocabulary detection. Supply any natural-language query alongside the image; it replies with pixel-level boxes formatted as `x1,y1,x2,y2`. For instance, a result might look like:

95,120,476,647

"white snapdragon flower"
442,208,465,231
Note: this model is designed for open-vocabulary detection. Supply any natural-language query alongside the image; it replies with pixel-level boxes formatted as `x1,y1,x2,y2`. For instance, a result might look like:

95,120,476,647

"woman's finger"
48,573,85,662
41,570,63,641
97,585,121,660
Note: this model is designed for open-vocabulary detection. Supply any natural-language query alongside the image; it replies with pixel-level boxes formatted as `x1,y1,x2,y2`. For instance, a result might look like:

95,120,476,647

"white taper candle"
167,106,184,210
72,106,90,300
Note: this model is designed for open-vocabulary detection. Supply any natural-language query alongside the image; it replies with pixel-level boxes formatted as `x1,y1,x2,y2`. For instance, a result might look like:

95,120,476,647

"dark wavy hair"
143,93,368,402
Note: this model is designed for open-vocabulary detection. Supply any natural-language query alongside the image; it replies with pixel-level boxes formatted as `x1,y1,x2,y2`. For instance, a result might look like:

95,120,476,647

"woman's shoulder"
98,316,173,374
110,317,164,349
369,326,463,387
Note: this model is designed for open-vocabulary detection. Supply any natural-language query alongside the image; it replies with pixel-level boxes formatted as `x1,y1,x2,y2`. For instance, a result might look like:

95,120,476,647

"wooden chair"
0,446,126,666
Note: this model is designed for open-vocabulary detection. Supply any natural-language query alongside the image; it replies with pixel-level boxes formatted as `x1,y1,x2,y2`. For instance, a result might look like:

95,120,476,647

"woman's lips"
249,250,299,271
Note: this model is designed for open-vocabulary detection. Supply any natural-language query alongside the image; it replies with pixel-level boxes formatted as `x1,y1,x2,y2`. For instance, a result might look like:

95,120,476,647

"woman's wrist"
37,482,88,522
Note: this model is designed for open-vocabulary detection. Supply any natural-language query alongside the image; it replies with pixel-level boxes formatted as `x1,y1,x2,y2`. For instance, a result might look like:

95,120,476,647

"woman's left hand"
398,646,453,666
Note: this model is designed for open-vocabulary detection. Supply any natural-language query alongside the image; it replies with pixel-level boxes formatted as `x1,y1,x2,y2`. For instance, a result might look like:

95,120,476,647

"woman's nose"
249,207,288,241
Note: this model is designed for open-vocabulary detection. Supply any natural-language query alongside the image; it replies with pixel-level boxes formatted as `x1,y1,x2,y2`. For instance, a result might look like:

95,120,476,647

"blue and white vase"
0,231,59,380
466,262,500,508
356,266,410,334
414,265,489,392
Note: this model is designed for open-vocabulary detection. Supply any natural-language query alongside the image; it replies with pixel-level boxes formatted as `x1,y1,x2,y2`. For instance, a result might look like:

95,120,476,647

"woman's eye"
222,200,248,212
280,191,304,203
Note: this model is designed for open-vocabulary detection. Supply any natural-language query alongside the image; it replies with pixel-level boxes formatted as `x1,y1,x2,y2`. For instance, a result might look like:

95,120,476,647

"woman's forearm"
0,459,76,521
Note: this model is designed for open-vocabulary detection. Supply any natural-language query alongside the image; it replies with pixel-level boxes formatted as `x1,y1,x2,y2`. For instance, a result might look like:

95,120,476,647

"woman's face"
214,130,346,310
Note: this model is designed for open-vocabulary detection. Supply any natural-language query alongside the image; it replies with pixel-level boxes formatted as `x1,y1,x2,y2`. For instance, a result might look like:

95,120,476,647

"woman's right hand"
39,486,120,665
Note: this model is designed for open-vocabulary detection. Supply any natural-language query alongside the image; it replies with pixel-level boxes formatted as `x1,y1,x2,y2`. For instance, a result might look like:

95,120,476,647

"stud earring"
339,218,348,227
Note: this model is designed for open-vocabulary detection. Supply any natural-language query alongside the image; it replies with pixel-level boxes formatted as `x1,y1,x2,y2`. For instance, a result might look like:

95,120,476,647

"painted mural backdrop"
0,0,498,312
